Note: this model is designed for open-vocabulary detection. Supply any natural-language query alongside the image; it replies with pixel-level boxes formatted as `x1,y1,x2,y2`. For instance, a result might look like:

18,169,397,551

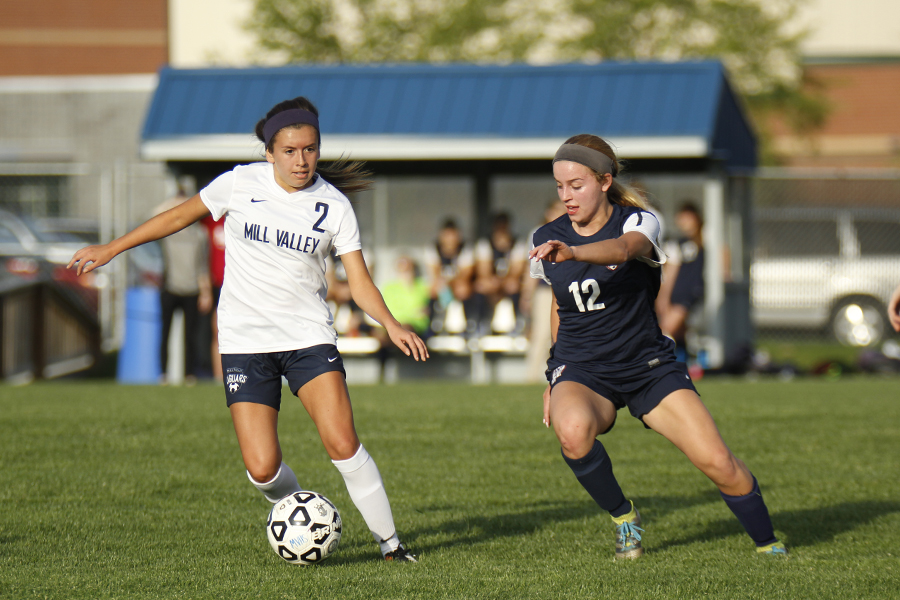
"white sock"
332,444,400,554
247,462,302,503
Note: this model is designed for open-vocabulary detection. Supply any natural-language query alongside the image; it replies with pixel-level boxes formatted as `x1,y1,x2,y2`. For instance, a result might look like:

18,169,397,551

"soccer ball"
266,491,342,565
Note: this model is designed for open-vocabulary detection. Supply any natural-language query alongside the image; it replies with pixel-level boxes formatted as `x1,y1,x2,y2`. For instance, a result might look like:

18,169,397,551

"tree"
246,0,826,161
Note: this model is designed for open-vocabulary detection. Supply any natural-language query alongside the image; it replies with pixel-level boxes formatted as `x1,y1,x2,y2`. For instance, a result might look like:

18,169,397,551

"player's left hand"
386,323,430,361
530,240,575,264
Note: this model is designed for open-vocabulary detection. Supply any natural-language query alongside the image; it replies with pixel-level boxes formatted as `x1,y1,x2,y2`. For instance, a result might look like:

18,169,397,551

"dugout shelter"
140,60,756,371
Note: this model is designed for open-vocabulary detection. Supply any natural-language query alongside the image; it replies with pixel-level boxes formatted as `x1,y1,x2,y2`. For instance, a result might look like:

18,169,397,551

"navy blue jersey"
532,204,675,375
670,237,705,309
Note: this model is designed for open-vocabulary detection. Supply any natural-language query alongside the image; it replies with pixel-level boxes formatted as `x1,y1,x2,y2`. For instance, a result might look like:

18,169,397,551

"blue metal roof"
142,61,755,167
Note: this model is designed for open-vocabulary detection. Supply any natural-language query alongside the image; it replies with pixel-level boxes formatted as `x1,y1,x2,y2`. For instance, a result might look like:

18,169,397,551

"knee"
246,459,282,484
698,448,743,486
554,418,595,459
325,436,360,462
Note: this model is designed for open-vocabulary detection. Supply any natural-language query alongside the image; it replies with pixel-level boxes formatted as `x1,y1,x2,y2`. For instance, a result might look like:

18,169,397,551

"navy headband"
553,144,615,177
263,109,320,147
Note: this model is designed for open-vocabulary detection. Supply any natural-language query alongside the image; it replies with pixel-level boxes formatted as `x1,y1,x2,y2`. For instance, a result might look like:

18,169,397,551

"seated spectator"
658,202,705,360
379,255,431,336
423,218,478,334
474,212,529,333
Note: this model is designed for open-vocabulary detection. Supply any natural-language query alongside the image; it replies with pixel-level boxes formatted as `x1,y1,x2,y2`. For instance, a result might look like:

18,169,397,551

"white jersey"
200,162,362,354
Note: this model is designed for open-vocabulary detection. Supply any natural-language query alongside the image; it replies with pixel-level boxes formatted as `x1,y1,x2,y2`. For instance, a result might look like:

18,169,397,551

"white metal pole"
703,175,725,368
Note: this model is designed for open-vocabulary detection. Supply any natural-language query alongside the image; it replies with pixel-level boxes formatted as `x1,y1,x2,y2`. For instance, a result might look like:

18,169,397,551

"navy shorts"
221,344,346,410
547,358,698,431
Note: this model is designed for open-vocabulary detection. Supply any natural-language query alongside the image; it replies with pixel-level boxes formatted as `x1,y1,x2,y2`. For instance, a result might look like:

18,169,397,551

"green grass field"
1,378,899,599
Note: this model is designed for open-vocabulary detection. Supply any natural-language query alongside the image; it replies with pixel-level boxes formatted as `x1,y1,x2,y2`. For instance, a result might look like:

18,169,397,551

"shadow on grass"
651,500,900,554
777,501,900,548
382,491,723,559
328,497,900,565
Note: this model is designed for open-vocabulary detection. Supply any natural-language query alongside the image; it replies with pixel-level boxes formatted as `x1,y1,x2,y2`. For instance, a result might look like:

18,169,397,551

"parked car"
32,216,163,288
751,208,900,346
0,209,84,264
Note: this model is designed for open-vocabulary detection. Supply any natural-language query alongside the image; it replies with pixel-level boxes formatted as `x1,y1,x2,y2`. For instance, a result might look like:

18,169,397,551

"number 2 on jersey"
312,202,329,233
568,279,605,312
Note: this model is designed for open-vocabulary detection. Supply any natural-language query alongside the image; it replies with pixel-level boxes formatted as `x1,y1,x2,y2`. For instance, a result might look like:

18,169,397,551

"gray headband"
553,144,615,177
263,109,320,147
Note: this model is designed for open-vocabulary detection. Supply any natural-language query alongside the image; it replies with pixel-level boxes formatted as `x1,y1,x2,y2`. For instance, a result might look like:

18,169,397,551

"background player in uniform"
529,134,786,559
657,202,705,361
69,96,426,562
473,212,529,334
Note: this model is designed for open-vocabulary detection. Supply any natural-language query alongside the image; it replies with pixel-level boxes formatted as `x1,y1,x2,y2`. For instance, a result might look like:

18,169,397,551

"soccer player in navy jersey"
529,134,786,559
69,97,425,562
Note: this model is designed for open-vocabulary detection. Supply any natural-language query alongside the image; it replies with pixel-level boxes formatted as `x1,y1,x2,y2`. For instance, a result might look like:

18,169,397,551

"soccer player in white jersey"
69,96,427,562
529,134,786,559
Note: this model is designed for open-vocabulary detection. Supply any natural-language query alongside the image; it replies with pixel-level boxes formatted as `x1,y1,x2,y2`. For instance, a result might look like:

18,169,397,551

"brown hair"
563,134,648,210
255,96,374,195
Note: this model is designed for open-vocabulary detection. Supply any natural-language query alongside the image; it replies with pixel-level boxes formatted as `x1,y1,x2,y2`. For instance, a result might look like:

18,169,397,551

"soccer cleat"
612,501,644,560
384,544,418,563
756,541,788,557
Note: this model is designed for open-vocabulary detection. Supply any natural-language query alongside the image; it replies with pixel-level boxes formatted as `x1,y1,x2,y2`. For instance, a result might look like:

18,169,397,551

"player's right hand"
530,239,575,264
542,384,552,428
68,244,115,276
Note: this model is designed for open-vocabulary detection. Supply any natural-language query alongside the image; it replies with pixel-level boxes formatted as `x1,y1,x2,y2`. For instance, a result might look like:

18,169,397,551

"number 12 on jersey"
568,279,605,312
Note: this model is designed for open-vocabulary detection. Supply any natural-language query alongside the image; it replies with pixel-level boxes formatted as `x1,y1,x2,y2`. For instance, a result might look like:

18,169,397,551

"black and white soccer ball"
266,491,342,565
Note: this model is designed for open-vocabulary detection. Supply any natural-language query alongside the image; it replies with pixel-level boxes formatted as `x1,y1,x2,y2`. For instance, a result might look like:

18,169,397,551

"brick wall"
772,62,900,168
0,0,168,75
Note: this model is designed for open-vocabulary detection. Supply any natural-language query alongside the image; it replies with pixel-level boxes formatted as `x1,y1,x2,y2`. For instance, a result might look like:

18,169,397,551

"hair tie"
553,144,615,177
263,109,320,147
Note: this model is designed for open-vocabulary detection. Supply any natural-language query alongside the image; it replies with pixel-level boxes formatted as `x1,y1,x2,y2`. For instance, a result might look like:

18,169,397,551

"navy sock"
720,476,777,547
562,440,630,517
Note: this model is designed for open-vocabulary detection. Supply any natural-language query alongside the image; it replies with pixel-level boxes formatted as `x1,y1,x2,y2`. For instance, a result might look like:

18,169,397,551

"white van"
751,208,900,346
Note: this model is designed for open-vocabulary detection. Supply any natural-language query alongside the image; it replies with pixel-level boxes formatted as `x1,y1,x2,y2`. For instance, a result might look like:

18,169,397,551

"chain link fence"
752,169,900,361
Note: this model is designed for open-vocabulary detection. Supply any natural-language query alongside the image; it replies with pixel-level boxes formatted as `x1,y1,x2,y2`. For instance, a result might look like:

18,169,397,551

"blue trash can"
117,287,162,384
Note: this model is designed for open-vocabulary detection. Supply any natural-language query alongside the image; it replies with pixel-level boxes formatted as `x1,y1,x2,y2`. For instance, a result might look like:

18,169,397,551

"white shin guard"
332,445,399,553
247,462,302,503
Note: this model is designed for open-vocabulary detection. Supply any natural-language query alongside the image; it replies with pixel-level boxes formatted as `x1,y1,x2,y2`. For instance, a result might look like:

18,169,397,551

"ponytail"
608,180,649,210
317,157,374,195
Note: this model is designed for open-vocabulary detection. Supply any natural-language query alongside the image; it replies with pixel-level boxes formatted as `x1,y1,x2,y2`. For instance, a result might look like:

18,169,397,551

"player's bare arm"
341,250,429,361
889,283,900,332
529,231,653,266
68,194,211,276
542,289,560,428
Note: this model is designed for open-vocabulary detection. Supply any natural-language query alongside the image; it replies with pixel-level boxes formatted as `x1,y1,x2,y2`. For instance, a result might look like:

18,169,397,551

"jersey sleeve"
623,210,667,267
473,239,492,262
529,231,551,284
663,239,683,266
331,202,362,257
456,246,474,269
199,170,236,221
510,238,529,263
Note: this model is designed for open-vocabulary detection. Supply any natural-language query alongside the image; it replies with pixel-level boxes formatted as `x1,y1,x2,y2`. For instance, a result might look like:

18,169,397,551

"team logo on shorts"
607,264,619,271
551,365,566,385
226,367,248,394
